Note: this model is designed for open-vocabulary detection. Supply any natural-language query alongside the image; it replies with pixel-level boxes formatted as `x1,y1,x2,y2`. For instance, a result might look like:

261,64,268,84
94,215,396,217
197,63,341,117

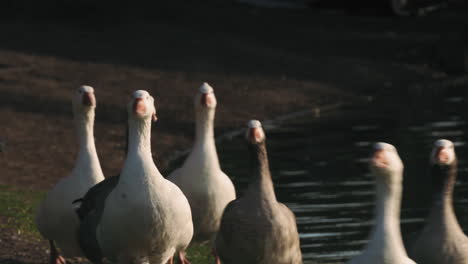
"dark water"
216,85,468,263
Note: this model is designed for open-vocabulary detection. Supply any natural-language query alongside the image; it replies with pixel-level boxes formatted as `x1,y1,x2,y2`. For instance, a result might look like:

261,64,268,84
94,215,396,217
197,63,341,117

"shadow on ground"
0,1,466,84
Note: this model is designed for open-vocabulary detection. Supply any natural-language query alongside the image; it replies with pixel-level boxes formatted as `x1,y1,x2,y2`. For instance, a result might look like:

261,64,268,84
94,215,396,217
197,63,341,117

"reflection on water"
216,86,468,263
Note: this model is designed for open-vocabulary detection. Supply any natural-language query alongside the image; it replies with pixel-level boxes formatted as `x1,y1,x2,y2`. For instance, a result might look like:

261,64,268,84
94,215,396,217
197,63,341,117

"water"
215,86,468,263
236,0,309,9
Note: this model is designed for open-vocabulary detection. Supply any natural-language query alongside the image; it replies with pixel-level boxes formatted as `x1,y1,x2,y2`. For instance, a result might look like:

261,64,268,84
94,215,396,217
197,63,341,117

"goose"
409,139,468,264
168,82,236,262
215,120,303,264
76,90,193,264
346,142,416,264
36,85,105,264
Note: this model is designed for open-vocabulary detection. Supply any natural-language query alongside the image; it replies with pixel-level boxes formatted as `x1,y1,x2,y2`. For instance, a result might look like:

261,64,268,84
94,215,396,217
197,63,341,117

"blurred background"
0,0,467,263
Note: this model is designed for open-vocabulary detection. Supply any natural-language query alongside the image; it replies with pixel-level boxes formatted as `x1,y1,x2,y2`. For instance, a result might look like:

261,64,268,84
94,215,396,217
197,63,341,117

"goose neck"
368,174,404,245
73,111,103,180
431,164,457,205
248,142,277,202
195,109,215,142
188,110,220,169
428,164,459,225
374,177,402,225
75,111,96,151
127,117,153,157
119,117,164,192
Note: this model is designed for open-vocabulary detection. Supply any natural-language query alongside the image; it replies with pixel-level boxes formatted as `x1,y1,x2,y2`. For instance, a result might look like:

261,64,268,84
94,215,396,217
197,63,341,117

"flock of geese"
35,83,468,264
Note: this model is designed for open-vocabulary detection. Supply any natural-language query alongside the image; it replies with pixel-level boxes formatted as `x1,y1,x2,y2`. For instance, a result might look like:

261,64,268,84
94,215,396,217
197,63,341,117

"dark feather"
74,175,120,263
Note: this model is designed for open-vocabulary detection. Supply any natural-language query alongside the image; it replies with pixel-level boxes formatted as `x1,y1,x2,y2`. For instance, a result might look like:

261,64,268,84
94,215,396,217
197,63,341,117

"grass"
0,185,45,236
0,185,212,263
186,244,214,264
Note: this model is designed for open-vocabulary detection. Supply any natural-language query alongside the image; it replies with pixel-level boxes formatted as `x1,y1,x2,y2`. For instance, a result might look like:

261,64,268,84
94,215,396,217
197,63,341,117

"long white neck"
72,110,103,181
367,173,406,253
185,108,220,171
118,115,164,204
127,117,153,159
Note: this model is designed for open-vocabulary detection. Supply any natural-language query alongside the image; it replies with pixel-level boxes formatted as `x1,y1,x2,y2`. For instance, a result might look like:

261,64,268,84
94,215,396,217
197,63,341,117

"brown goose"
215,120,303,264
409,139,468,264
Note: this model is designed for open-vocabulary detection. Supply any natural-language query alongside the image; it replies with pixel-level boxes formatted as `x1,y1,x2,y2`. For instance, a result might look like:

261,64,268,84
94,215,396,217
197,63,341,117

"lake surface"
215,84,468,263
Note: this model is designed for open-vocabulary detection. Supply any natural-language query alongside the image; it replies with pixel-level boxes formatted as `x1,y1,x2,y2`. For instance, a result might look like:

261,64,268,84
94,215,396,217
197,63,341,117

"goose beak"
435,147,451,165
201,93,215,107
249,127,263,143
372,149,389,168
133,98,146,115
82,92,95,106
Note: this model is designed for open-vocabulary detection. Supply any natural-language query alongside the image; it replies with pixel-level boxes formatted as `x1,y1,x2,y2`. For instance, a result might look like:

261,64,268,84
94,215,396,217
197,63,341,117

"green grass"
0,185,45,236
0,185,212,263
186,244,214,264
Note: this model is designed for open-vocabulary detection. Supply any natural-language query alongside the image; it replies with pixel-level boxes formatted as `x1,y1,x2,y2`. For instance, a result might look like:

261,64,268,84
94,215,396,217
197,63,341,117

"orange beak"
133,98,146,115
249,127,262,143
201,93,214,107
436,147,450,164
372,149,388,168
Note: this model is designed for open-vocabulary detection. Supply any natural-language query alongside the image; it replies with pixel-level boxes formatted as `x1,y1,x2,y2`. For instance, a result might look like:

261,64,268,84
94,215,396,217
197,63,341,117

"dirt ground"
0,1,467,263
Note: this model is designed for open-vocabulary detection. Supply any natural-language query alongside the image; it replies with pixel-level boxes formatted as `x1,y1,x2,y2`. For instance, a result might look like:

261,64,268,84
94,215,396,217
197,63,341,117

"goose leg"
178,251,191,264
168,256,174,264
211,248,221,264
49,240,66,264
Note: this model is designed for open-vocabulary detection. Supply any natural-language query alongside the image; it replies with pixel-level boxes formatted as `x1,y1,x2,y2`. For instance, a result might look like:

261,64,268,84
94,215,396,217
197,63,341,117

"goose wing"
74,175,120,263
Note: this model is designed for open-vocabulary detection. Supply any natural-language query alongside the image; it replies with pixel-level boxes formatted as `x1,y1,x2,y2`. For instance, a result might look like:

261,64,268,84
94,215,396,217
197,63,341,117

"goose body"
216,120,302,264
36,85,104,262
409,139,468,264
347,143,416,264
168,83,236,246
78,90,193,264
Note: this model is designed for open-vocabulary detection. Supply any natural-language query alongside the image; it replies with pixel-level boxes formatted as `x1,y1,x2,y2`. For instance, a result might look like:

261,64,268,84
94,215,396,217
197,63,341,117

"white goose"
347,142,416,264
168,83,236,262
36,85,105,264
79,90,193,264
409,139,468,264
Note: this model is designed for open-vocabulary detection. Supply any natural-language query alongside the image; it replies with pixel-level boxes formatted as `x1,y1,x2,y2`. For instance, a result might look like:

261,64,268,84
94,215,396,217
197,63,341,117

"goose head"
430,139,456,167
73,85,96,114
246,120,266,144
195,82,217,111
128,90,158,122
369,142,403,182
429,139,457,196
